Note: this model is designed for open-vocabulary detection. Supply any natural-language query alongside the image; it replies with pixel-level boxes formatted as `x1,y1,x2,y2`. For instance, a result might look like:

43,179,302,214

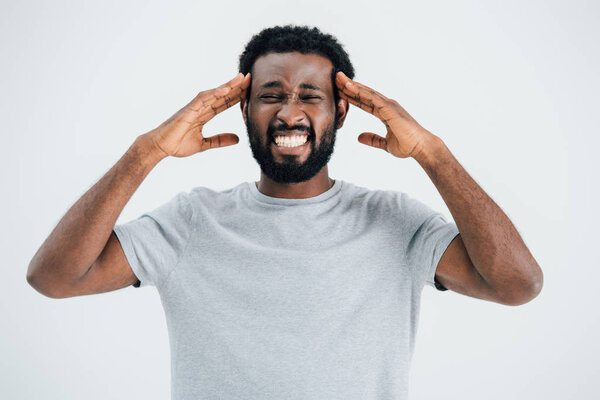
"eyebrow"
300,83,322,91
258,81,322,91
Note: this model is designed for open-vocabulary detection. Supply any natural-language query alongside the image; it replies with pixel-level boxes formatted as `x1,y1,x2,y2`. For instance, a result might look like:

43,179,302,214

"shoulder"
190,182,246,198
338,181,412,225
342,181,406,209
341,181,439,223
187,182,249,210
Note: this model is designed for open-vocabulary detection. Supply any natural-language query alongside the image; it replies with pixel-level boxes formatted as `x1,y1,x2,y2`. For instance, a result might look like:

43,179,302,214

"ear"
240,98,248,126
335,98,349,129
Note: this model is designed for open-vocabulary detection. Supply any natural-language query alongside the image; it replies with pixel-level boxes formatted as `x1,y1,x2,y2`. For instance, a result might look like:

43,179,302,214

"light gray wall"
2,0,597,398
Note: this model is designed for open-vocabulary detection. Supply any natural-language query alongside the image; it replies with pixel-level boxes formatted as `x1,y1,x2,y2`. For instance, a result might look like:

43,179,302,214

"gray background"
2,0,597,398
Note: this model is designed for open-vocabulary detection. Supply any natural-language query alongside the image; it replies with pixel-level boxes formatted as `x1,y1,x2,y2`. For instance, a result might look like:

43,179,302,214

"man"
27,25,543,399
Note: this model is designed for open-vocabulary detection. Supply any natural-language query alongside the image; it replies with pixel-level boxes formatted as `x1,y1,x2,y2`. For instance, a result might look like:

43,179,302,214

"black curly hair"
238,25,355,103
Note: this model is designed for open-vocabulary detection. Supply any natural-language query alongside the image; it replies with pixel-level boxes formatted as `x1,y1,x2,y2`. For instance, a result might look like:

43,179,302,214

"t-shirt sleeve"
401,193,460,291
113,191,194,289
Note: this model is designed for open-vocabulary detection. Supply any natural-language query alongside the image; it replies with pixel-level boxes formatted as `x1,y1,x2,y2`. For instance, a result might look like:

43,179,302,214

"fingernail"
346,81,354,87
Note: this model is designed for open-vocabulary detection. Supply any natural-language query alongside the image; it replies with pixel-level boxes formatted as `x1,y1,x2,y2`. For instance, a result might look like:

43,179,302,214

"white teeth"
274,134,308,147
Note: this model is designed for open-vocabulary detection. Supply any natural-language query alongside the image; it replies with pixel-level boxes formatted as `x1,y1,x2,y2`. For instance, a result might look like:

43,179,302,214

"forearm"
414,134,543,301
27,134,165,294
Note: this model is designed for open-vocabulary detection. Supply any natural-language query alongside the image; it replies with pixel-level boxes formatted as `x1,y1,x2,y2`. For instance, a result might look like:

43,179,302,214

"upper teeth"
274,135,308,147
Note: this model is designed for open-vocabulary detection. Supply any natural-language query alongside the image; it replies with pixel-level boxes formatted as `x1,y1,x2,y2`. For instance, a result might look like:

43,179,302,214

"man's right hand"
26,72,252,298
144,73,251,158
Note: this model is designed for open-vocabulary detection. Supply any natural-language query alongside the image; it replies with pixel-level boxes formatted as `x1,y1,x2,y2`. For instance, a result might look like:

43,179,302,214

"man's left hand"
335,71,435,159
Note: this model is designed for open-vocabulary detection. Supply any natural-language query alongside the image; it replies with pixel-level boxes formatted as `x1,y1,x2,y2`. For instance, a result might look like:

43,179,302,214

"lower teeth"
278,143,304,147
274,139,308,147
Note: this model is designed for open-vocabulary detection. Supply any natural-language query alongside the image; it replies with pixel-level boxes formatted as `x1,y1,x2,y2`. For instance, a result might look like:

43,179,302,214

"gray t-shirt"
114,179,459,400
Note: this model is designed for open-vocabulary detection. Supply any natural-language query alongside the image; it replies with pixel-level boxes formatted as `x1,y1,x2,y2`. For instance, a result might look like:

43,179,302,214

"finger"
336,72,389,108
339,91,378,117
197,94,242,123
218,73,245,89
335,71,352,88
215,80,248,106
190,85,247,125
339,91,385,120
183,100,232,129
337,72,389,101
240,72,252,91
197,73,250,113
199,86,246,116
201,133,240,151
339,86,388,122
357,132,388,151
189,90,218,110
190,73,248,109
340,82,388,111
217,72,251,95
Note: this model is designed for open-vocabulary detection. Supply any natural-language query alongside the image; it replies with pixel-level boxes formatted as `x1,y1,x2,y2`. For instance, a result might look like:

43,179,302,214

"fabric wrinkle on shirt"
114,179,459,400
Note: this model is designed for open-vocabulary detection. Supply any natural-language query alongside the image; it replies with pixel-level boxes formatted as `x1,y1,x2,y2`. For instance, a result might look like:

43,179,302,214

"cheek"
249,102,275,125
309,104,336,127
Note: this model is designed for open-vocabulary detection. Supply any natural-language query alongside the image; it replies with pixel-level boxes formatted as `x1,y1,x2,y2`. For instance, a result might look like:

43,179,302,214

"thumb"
358,132,387,151
201,133,240,151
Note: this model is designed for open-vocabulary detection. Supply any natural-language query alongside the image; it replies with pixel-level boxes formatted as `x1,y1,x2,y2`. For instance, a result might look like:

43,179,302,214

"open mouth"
269,132,311,156
272,134,310,148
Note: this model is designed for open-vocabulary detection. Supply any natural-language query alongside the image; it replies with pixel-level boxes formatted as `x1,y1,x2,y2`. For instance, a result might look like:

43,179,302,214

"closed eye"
258,94,322,103
300,95,322,102
260,95,284,103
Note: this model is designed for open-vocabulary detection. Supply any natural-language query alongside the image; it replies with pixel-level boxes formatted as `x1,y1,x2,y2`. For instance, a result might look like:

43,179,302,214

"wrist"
131,133,168,168
412,132,448,171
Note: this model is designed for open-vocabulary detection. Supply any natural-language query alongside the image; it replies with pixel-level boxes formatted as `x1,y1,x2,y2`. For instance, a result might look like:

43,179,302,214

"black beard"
246,110,337,184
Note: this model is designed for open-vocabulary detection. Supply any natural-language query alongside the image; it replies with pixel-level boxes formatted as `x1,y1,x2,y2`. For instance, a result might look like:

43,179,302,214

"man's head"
238,25,355,183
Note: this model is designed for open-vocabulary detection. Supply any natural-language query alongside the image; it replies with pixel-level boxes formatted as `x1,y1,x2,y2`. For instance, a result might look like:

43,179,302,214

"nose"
276,97,307,127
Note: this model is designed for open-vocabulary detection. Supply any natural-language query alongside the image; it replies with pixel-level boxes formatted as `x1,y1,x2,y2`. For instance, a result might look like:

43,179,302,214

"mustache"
268,123,314,137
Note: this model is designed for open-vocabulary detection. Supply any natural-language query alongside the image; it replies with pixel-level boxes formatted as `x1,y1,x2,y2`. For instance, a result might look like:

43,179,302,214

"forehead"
251,52,334,93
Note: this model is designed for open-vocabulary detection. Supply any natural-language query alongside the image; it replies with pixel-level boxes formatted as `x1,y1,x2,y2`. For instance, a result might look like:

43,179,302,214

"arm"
335,72,543,306
414,136,543,305
27,73,250,298
27,137,164,298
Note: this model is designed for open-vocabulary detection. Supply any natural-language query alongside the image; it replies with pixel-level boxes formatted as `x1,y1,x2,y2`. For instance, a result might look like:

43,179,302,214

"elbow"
26,264,70,299
497,263,544,306
523,261,544,304
26,269,53,298
530,267,544,299
26,263,45,295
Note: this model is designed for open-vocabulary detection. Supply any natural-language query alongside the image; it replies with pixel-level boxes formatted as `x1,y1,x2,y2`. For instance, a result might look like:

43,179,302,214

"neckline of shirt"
246,179,344,206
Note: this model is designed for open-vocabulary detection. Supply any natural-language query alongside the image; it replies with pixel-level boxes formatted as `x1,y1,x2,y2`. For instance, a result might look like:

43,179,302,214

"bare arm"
26,136,164,298
335,71,543,305
414,137,543,305
27,73,250,298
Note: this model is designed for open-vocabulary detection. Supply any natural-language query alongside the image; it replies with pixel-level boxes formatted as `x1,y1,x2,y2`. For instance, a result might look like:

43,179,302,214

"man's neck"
256,167,334,199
